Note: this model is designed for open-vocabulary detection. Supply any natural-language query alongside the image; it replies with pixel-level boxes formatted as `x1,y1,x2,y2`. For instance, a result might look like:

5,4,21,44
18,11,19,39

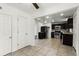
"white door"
17,17,29,49
0,14,12,55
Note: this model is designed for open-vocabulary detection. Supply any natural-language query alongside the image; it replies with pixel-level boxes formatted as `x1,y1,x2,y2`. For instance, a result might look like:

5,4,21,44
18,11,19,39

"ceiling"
6,3,79,23
6,3,34,15
6,3,79,15
36,7,77,23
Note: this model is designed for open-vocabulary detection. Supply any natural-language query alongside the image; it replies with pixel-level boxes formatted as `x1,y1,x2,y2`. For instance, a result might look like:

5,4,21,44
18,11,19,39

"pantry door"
17,17,29,49
0,14,12,56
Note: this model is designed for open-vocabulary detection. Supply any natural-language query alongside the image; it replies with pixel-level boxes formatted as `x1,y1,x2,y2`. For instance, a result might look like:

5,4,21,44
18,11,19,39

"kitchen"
51,17,73,46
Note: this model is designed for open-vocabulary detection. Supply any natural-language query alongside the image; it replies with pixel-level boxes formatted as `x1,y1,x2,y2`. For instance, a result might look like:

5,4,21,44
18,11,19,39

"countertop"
51,30,73,34
62,32,73,34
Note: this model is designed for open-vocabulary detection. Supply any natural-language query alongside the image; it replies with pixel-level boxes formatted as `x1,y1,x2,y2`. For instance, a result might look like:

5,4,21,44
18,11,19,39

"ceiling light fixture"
66,18,68,21
46,16,49,19
60,13,64,16
52,19,54,22
44,21,47,23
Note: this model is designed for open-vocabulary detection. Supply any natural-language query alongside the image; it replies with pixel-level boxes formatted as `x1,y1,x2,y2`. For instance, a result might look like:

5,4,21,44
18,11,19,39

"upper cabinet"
51,17,73,30
67,18,73,24
61,23,67,29
67,17,73,28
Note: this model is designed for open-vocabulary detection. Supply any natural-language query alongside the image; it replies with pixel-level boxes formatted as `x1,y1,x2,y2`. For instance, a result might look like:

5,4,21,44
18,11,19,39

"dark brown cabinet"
67,18,73,28
38,26,48,39
51,32,54,38
61,23,67,29
38,32,46,39
63,34,73,46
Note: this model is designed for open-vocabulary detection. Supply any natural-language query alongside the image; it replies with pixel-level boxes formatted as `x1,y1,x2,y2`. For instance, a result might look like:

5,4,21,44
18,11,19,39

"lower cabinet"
51,32,54,38
63,34,73,46
38,32,47,39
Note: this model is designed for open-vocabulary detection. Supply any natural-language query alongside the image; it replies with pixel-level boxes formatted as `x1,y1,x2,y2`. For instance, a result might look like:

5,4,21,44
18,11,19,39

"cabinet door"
17,17,29,49
0,14,12,55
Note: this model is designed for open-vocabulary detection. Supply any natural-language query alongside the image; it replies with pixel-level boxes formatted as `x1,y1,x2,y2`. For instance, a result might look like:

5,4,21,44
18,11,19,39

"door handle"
25,33,28,35
9,36,12,39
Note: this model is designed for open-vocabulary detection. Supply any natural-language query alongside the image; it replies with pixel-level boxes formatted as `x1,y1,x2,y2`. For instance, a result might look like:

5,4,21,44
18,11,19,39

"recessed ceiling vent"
32,3,39,9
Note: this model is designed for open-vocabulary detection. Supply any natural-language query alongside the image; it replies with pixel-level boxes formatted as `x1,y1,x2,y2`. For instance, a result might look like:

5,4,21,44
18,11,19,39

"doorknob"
9,36,12,39
25,33,28,35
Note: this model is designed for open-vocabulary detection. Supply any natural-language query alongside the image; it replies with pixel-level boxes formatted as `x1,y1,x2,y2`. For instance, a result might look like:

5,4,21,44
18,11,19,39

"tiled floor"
6,38,76,56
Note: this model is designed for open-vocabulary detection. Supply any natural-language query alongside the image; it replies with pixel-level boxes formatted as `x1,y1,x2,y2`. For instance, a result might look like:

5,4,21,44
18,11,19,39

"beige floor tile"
6,38,76,56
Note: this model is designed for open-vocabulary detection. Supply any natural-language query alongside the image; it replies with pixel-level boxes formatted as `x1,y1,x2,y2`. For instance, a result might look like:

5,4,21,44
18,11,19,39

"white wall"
27,17,35,46
73,7,79,56
34,21,43,39
76,7,79,56
32,4,79,18
0,4,35,52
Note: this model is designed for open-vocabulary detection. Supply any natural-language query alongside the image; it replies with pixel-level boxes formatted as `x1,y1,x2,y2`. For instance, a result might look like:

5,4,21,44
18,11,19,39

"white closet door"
0,14,11,55
18,17,29,49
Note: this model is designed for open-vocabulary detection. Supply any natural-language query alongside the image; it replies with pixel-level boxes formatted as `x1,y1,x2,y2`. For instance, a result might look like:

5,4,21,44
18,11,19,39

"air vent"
32,3,39,9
